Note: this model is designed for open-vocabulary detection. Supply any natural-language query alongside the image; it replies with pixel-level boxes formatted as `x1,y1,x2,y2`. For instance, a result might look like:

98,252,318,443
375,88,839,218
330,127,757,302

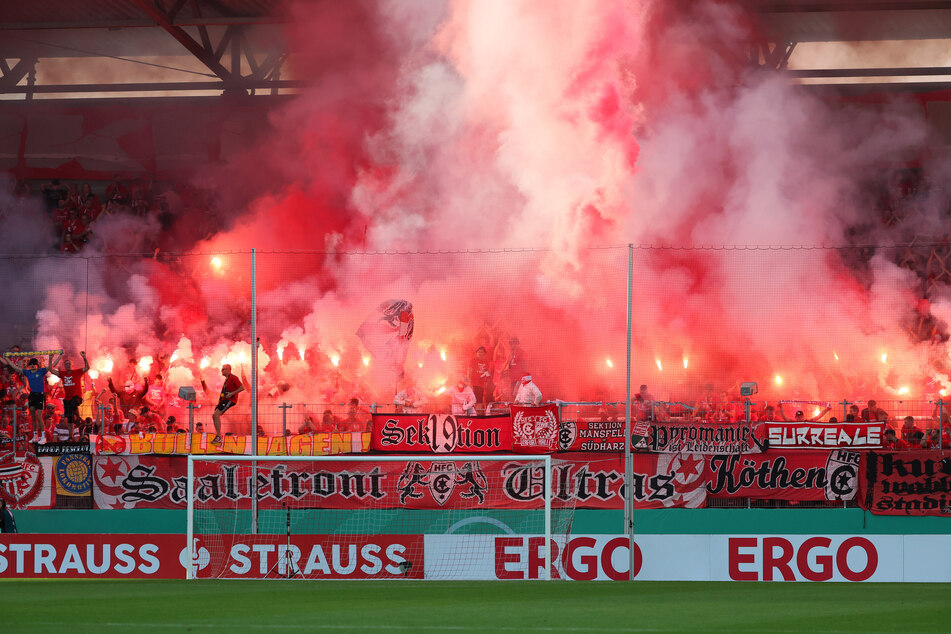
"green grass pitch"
2,580,948,633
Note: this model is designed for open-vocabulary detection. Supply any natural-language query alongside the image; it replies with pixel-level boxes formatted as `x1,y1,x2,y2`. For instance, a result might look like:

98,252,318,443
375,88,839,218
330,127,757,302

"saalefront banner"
861,450,951,516
91,453,708,510
89,433,370,457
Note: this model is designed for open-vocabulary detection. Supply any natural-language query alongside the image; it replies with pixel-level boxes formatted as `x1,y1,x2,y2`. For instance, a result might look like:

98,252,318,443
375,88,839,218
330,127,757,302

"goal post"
186,454,567,580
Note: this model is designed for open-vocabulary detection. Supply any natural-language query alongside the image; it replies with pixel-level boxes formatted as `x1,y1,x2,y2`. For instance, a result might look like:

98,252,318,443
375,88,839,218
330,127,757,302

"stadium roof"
754,1,951,42
0,0,295,98
2,1,951,99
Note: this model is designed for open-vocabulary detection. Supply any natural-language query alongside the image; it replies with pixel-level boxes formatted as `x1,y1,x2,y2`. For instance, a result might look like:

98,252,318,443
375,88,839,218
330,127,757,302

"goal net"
186,454,575,580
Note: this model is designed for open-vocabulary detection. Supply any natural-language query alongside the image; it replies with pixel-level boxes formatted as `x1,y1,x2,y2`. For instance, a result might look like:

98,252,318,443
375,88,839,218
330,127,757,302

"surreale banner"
762,422,884,449
511,405,559,454
89,433,370,456
370,414,513,453
91,453,707,510
705,448,860,502
861,450,951,516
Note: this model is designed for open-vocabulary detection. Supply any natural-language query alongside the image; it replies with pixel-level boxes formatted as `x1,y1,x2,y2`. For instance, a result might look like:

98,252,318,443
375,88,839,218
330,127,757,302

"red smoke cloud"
8,0,949,432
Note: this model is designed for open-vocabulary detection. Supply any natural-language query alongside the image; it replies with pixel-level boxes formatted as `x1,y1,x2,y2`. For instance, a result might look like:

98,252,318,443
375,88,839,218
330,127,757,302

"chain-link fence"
3,246,948,434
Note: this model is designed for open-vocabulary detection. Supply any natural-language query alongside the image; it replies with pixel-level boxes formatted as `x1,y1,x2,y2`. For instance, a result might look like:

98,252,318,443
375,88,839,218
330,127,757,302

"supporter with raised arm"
49,351,88,436
514,373,542,407
211,364,244,446
507,337,527,397
450,377,477,416
779,402,831,423
0,352,57,443
108,376,149,417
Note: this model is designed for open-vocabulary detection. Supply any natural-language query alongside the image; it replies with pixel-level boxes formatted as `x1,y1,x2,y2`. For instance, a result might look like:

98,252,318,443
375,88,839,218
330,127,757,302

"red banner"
511,405,559,453
91,453,707,510
195,535,423,580
761,422,884,449
647,421,764,454
860,450,951,515
558,420,626,452
370,414,513,453
0,534,185,578
705,449,860,502
0,451,55,510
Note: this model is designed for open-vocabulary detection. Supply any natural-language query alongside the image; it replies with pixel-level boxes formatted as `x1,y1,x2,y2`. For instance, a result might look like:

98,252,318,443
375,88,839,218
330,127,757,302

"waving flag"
357,300,414,378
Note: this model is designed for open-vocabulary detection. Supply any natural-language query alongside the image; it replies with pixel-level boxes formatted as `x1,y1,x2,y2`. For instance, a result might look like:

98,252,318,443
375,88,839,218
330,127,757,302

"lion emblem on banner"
397,461,488,505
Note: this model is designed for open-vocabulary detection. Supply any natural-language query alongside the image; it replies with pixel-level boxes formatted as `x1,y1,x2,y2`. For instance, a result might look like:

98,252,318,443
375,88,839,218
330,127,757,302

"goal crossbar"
186,454,553,580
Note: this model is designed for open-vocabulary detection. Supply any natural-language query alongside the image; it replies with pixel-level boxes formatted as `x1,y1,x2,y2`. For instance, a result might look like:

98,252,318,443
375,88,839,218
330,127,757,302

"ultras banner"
91,453,708,510
861,450,951,515
705,449,860,502
89,433,370,456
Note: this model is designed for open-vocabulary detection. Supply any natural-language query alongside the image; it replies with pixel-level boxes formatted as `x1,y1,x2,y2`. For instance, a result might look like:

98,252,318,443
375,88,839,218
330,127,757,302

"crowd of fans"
1,342,949,453
4,173,215,254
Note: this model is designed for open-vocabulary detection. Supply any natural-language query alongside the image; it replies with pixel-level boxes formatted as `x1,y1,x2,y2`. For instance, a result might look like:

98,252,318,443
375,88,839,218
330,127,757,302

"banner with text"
705,449,860,502
511,405,559,454
89,433,370,457
761,422,884,450
647,421,765,454
370,414,513,453
91,453,707,510
861,450,951,516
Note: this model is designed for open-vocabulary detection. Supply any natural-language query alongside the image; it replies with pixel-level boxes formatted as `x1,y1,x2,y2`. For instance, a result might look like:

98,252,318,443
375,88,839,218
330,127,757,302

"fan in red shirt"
50,352,89,435
211,364,244,446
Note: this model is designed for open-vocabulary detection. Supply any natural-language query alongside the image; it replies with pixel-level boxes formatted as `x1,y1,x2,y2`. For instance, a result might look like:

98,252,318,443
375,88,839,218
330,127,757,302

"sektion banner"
761,422,884,449
558,420,626,452
705,448,860,502
370,414,513,453
861,450,951,516
91,453,708,510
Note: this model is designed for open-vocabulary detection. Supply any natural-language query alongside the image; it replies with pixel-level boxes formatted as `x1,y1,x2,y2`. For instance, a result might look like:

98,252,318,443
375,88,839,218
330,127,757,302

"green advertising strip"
12,508,951,535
